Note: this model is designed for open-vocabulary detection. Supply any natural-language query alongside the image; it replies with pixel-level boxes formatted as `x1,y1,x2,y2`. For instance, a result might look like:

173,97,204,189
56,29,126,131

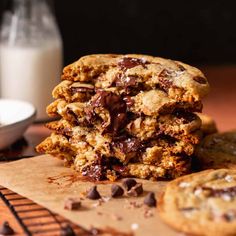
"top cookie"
62,54,209,103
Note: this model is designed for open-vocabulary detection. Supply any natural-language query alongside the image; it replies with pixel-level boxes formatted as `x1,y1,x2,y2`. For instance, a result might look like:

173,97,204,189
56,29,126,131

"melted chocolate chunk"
118,57,150,70
201,185,236,198
193,76,207,84
127,183,143,197
114,74,138,88
82,156,108,181
114,137,141,154
64,198,81,210
66,108,79,126
173,110,197,123
123,96,134,108
91,91,127,135
122,178,137,191
158,69,174,92
144,192,157,207
111,184,124,198
86,186,101,200
60,224,76,236
112,164,127,174
0,222,14,235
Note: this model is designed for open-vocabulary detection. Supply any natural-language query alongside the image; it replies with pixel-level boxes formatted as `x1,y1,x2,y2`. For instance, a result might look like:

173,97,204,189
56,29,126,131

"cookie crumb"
144,208,154,218
64,198,81,210
111,214,123,221
102,196,111,202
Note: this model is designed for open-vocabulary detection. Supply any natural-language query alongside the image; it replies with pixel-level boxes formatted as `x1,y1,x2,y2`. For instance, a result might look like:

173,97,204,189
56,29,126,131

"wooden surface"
0,65,235,235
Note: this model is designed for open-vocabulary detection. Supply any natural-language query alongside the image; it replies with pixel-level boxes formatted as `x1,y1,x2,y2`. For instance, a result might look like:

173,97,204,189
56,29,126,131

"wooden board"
0,155,179,236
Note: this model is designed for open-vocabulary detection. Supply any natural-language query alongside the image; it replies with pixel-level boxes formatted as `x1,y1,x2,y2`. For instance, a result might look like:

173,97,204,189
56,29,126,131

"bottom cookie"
159,169,236,236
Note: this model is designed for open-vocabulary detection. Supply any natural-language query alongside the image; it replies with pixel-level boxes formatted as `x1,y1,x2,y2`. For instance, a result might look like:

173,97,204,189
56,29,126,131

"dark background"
1,0,236,66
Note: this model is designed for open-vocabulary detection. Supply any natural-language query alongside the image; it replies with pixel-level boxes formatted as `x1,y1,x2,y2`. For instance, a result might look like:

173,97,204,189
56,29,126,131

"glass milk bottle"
0,0,63,121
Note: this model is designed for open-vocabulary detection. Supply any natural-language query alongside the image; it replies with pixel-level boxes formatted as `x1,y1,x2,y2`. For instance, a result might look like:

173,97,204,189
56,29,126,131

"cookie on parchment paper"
159,169,236,236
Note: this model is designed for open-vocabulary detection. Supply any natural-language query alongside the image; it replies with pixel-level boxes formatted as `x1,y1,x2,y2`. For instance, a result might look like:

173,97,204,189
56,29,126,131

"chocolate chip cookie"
195,131,236,169
36,54,210,181
159,169,236,236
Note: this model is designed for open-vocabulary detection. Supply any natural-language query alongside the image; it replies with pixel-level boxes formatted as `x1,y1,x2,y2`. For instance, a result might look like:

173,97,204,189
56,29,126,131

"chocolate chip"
60,224,76,236
64,198,81,210
118,57,150,70
114,137,141,155
0,222,14,235
122,178,137,191
193,76,207,84
222,210,236,222
114,74,138,89
87,186,101,200
144,192,157,207
158,69,175,91
201,186,236,198
127,183,143,197
177,64,186,71
111,184,124,198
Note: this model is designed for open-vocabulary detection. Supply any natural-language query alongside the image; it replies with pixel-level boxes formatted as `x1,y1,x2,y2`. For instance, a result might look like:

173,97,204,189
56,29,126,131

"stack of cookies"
36,54,209,181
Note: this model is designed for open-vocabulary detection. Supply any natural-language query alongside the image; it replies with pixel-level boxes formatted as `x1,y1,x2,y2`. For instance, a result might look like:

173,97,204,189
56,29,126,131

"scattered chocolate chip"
144,192,157,207
111,184,124,198
64,198,81,210
87,186,101,200
193,76,207,84
127,183,143,197
122,178,137,191
0,221,14,235
60,224,76,236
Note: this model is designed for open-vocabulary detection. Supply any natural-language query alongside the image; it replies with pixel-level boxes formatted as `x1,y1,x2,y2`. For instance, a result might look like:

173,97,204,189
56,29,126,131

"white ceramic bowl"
0,99,36,150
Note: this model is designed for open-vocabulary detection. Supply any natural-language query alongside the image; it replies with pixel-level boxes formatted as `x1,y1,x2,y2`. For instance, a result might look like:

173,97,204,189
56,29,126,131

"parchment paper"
0,155,178,236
